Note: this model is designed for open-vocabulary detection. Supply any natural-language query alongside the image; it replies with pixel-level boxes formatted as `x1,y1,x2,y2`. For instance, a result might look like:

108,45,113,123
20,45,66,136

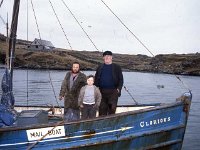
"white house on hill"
27,38,55,51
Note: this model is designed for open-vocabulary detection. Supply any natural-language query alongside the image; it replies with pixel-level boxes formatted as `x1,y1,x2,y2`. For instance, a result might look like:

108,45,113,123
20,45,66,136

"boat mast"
6,12,9,42
7,0,20,87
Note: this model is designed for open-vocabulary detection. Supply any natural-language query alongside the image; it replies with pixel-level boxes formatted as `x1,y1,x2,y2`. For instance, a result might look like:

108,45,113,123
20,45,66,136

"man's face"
71,63,80,74
103,55,112,64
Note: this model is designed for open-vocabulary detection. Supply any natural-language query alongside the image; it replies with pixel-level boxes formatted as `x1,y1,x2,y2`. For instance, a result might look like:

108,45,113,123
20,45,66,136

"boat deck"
12,105,157,127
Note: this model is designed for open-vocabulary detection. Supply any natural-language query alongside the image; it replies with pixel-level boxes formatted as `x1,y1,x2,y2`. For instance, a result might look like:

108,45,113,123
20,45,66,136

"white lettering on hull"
140,117,171,128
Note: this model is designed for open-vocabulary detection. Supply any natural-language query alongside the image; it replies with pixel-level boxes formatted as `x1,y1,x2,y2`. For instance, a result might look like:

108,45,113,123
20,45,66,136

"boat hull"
0,101,189,150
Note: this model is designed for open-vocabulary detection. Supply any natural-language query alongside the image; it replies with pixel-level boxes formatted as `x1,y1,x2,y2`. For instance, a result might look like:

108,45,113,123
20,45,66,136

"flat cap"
103,51,112,56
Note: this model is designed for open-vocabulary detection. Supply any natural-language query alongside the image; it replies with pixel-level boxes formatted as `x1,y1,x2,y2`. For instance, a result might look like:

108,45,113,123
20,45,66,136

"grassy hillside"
0,34,200,76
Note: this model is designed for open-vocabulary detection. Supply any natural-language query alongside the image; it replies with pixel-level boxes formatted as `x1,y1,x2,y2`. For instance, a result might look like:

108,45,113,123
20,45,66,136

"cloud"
0,0,200,55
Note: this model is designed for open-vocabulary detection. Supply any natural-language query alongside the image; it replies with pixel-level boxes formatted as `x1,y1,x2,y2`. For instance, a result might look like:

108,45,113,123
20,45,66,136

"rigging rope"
0,14,9,38
26,0,29,108
100,0,154,57
0,0,6,30
0,15,6,25
49,0,72,50
175,75,191,92
61,0,99,51
30,0,41,40
26,0,29,41
124,86,138,105
0,0,3,8
47,67,63,114
100,0,191,92
26,67,29,108
26,1,63,110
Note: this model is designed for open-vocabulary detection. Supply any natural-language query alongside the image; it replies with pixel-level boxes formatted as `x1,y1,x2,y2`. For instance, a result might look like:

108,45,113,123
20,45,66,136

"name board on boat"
26,126,65,141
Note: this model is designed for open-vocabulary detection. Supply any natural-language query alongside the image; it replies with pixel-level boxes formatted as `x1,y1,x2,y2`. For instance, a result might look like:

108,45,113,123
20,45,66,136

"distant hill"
0,33,200,76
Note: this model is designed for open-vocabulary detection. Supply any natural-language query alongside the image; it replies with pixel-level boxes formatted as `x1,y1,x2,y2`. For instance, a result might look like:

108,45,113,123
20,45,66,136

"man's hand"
93,104,99,110
59,96,64,100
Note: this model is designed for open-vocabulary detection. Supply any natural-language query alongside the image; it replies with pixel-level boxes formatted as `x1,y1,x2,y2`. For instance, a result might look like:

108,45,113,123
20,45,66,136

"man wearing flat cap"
94,51,123,116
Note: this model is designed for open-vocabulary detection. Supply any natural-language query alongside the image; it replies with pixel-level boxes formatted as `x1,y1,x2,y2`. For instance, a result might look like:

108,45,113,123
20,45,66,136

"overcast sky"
0,0,200,56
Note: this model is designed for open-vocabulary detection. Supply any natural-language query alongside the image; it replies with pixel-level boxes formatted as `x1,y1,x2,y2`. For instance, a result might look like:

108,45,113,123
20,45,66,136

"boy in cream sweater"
78,75,101,119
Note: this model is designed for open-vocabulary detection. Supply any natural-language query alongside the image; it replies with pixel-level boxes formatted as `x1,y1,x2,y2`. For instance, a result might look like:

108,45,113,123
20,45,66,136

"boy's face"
87,77,94,86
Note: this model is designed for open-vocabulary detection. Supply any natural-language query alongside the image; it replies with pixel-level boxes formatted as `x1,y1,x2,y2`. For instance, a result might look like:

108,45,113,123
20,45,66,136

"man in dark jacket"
94,51,123,116
59,62,86,121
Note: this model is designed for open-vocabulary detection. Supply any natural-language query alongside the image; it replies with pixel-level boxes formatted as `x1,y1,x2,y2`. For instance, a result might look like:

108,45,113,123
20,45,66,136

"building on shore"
27,38,55,51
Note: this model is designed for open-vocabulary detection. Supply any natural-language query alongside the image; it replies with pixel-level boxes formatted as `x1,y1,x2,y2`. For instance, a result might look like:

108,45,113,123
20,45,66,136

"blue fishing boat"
0,97,192,150
0,0,192,149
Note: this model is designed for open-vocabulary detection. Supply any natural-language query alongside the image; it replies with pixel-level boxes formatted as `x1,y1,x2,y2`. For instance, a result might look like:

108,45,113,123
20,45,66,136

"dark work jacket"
94,63,123,97
59,72,86,109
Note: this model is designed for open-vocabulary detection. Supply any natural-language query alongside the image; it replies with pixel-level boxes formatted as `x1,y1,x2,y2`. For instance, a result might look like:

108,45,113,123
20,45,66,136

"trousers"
99,89,118,116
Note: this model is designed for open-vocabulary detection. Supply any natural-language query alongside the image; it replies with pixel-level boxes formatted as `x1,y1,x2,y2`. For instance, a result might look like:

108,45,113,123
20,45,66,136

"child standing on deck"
78,75,102,119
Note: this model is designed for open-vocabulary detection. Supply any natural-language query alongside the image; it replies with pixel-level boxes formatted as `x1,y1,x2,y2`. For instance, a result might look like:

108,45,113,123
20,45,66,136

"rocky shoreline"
0,34,200,76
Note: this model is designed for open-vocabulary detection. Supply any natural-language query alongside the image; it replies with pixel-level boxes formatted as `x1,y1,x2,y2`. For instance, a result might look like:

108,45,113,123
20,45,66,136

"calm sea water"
0,68,200,149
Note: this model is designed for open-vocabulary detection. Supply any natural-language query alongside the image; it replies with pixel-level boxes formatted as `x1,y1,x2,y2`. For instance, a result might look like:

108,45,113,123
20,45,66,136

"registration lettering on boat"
26,126,65,141
140,116,171,128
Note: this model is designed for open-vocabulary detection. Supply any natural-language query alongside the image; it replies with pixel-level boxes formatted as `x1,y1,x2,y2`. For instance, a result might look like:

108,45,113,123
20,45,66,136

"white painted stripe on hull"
0,126,133,147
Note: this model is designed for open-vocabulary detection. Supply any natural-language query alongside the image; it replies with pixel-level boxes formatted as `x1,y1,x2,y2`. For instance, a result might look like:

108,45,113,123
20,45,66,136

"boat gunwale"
0,101,185,132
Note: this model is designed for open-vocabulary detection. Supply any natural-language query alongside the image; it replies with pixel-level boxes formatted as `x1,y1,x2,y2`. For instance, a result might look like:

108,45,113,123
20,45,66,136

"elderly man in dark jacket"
94,51,123,116
59,62,86,121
